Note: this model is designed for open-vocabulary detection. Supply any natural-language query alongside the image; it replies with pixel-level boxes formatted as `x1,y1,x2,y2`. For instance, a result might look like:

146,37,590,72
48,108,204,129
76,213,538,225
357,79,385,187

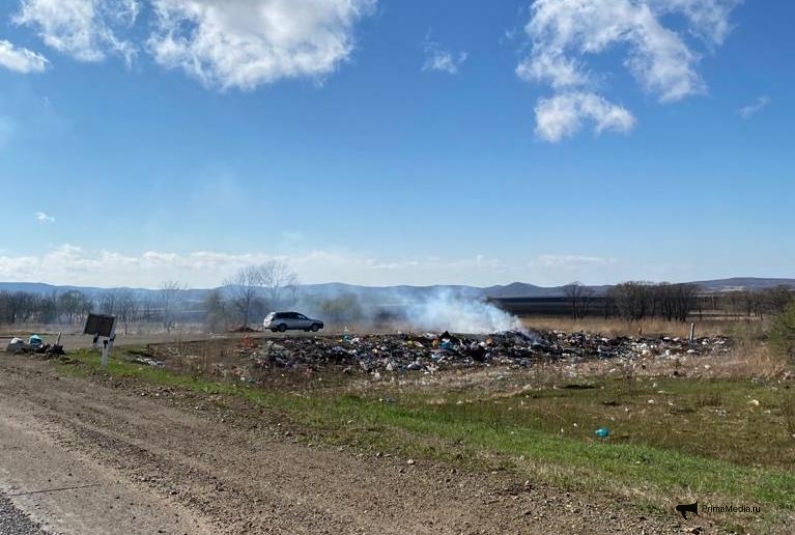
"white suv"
263,311,324,333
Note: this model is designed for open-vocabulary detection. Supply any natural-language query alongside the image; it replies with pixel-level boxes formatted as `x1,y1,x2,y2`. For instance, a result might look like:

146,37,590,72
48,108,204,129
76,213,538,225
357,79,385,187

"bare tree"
139,294,158,326
671,283,699,322
99,289,119,316
224,265,265,329
37,292,58,324
724,291,744,320
610,282,662,322
260,260,298,308
57,290,92,326
224,261,298,328
203,289,229,333
116,290,140,335
764,285,794,317
10,292,38,324
563,282,594,319
740,291,758,320
159,280,185,334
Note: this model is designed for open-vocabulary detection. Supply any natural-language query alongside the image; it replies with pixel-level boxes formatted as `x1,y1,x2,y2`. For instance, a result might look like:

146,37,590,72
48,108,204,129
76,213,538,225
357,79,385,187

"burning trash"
144,329,734,386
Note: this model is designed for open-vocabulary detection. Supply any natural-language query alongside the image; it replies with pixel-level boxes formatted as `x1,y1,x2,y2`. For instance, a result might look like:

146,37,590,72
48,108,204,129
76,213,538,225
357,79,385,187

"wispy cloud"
534,92,635,142
0,245,514,288
147,0,376,90
0,40,49,73
518,0,740,142
423,39,468,75
738,96,771,119
15,0,138,65
35,211,55,223
532,254,617,269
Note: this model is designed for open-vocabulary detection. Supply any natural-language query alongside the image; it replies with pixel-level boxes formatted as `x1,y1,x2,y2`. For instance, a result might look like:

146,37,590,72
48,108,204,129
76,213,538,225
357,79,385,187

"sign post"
83,314,117,368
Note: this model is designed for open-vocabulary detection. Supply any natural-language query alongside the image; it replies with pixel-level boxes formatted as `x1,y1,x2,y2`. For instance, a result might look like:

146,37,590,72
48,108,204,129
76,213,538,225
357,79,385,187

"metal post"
107,320,117,355
101,320,117,368
689,322,695,344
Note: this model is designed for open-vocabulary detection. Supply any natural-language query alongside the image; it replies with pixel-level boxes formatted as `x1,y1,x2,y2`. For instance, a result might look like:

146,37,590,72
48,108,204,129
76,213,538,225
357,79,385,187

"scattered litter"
5,337,26,354
5,335,64,357
132,357,166,368
595,427,610,438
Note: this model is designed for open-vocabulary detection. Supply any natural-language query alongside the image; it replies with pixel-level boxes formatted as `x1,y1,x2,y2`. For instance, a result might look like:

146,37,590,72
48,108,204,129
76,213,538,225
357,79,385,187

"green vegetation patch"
58,348,795,519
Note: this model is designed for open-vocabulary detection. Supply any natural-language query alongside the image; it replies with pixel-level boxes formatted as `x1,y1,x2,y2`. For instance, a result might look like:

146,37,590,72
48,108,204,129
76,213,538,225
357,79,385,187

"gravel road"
0,492,44,535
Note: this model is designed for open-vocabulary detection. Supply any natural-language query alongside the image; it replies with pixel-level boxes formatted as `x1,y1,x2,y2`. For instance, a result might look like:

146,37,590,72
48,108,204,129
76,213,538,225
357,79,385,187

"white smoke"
406,290,524,334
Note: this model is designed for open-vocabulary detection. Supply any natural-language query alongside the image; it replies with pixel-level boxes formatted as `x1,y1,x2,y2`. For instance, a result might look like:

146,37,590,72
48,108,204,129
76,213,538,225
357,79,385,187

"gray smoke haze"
405,290,524,334
295,286,525,334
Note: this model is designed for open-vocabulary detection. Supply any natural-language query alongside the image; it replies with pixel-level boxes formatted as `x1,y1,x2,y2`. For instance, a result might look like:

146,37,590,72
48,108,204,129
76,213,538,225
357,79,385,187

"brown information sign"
83,314,116,338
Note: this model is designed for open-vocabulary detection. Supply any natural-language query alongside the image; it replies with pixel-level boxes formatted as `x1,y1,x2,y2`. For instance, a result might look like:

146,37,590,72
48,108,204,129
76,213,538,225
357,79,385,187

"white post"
101,319,117,368
689,322,696,344
107,319,117,355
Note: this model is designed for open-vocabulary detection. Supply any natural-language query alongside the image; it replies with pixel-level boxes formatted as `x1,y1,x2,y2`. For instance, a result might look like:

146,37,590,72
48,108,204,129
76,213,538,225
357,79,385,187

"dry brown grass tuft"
521,316,760,338
707,340,790,380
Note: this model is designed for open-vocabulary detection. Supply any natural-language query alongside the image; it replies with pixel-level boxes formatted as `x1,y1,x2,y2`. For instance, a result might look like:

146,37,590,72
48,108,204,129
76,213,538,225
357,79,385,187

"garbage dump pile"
5,335,65,357
236,331,732,375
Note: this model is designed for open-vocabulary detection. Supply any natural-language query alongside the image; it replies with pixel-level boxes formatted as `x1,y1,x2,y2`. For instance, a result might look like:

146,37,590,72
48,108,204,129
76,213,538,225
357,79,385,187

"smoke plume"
406,290,524,334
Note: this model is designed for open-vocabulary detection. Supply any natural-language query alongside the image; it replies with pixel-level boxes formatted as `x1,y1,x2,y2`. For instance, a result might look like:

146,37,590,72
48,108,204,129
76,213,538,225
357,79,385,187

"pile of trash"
240,330,732,375
5,334,65,357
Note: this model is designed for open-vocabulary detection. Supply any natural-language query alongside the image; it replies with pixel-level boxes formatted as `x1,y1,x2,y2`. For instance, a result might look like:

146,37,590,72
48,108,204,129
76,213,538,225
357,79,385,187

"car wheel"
311,324,320,332
278,324,287,333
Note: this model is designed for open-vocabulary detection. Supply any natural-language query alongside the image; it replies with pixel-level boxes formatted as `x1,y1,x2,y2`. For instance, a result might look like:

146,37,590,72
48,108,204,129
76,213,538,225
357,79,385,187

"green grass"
58,348,795,528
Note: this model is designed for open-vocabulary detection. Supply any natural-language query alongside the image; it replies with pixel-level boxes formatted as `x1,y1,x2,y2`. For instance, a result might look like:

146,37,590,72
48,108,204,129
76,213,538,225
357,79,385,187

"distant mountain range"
689,278,795,292
0,277,793,302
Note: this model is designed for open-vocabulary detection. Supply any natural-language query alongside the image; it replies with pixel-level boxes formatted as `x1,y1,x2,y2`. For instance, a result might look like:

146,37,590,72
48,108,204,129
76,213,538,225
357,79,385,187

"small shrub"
769,300,795,363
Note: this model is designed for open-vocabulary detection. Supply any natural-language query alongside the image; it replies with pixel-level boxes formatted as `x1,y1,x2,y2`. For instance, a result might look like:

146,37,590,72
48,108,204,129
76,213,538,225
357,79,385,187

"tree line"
0,283,185,334
1,272,792,332
563,281,794,322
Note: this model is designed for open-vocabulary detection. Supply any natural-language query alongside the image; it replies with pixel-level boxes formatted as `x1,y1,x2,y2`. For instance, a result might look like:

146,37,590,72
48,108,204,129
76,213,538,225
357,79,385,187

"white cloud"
649,0,741,46
147,0,376,90
520,0,739,141
738,95,770,119
516,51,587,89
534,92,635,142
12,0,375,89
423,40,467,75
0,245,515,288
35,211,55,223
0,40,49,73
532,254,616,269
15,0,139,64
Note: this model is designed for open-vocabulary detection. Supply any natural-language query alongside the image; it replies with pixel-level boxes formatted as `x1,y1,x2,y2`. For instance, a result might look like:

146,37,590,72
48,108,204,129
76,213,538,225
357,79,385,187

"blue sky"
0,0,792,289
